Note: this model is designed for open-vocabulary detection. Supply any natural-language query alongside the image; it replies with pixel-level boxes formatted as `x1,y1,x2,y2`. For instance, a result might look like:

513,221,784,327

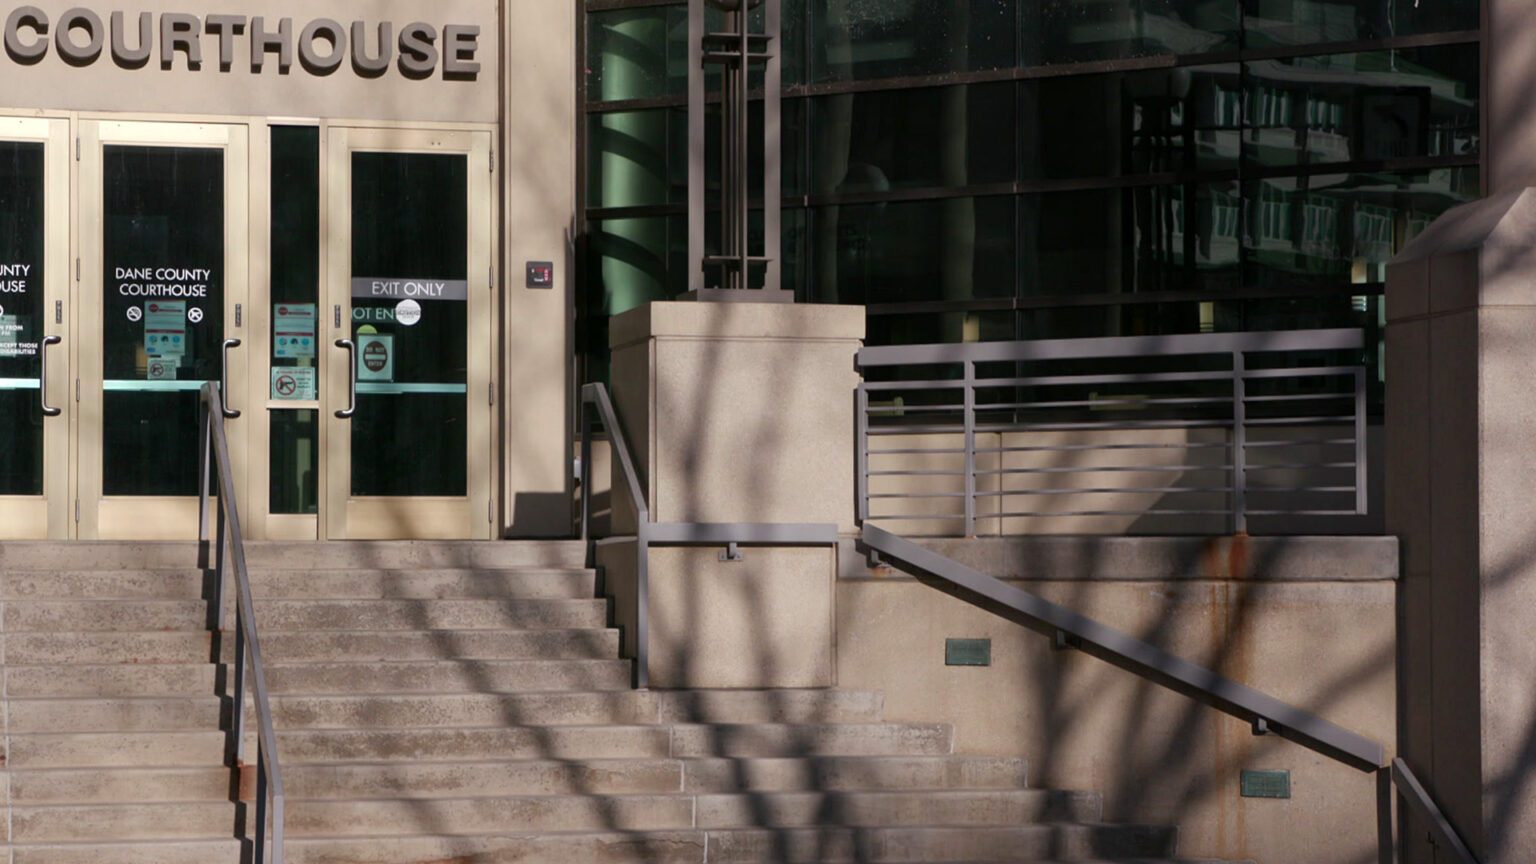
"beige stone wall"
836,538,1397,864
0,1,499,122
501,0,576,536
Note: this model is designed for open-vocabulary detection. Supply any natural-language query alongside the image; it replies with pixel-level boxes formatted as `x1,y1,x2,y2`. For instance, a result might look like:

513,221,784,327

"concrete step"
278,754,1029,800
11,801,234,843
264,659,633,694
269,691,661,728
9,696,223,732
277,725,673,763
281,789,1096,837
705,824,1179,862
249,568,596,599
4,632,215,664
277,825,1180,864
7,839,243,864
667,723,954,758
654,689,883,725
253,598,608,630
5,663,215,697
4,601,207,632
680,755,1029,793
255,628,621,662
1,569,206,599
10,766,237,804
8,731,227,768
0,539,585,570
276,723,952,763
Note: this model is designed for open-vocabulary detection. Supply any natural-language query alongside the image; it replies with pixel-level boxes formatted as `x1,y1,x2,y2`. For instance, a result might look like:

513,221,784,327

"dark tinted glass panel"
587,109,680,209
1244,45,1480,169
810,0,1015,83
810,84,1015,192
1243,167,1478,291
1024,0,1238,66
0,142,44,495
102,146,223,496
582,214,686,384
587,6,688,101
1022,65,1241,181
269,127,320,514
1020,184,1242,300
1243,0,1477,48
350,153,468,498
271,409,318,514
806,196,1015,309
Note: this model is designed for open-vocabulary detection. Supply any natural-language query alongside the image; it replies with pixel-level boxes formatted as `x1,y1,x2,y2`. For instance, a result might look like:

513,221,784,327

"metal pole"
1232,350,1247,534
233,615,247,764
1355,367,1367,516
254,744,268,863
856,386,869,524
1376,765,1395,864
580,400,593,545
963,360,976,537
636,523,650,690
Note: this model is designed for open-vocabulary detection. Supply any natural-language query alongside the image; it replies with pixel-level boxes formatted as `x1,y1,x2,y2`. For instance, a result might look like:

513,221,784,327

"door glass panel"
350,152,468,497
102,146,224,496
270,126,320,514
0,141,45,495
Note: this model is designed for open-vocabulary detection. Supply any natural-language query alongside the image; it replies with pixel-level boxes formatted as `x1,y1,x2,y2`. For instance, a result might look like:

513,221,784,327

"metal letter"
55,7,103,65
396,22,436,78
110,11,151,67
4,7,49,63
349,20,390,76
159,12,201,69
249,16,292,73
204,14,246,70
298,18,345,75
441,24,479,78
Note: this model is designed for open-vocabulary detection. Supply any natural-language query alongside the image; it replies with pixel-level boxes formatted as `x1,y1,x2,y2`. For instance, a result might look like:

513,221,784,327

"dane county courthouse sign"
1,7,481,78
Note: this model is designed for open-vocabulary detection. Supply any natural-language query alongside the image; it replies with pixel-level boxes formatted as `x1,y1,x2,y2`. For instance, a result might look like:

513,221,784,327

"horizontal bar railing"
578,382,836,689
859,524,1476,864
856,328,1369,536
198,383,284,864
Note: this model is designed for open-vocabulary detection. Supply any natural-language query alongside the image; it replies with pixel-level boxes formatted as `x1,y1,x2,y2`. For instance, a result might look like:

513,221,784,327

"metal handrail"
859,524,1476,864
856,328,1369,536
198,383,285,863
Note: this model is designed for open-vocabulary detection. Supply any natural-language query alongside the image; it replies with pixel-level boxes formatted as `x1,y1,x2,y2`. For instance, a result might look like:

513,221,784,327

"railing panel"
857,329,1369,536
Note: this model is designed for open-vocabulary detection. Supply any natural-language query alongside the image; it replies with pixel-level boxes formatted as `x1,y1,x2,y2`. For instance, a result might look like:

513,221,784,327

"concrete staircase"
0,540,1227,864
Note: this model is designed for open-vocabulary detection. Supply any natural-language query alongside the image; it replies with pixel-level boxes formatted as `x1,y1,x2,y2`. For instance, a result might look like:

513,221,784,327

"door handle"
39,335,61,417
334,339,357,418
220,338,241,418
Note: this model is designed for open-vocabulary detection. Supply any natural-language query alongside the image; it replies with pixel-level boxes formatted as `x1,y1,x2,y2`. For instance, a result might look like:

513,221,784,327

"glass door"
77,121,249,539
323,128,493,539
0,118,70,539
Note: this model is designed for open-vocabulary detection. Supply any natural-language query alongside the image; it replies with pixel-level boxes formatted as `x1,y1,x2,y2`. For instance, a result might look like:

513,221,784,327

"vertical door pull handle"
220,339,241,418
39,336,61,416
334,339,357,418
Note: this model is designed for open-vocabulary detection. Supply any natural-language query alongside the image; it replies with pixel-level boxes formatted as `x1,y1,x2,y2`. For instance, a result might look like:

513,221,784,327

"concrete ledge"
838,536,1398,583
609,301,866,350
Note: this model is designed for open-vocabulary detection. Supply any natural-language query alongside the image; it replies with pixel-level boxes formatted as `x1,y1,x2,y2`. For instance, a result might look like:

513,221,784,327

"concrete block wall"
834,535,1398,864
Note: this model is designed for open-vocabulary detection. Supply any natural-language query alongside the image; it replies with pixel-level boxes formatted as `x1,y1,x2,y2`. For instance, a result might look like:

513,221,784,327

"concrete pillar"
1488,1,1536,195
1385,188,1536,862
599,300,864,688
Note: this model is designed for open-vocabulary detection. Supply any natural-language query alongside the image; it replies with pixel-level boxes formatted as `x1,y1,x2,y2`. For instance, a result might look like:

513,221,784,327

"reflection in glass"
1243,167,1479,290
1243,45,1480,169
102,146,223,496
1244,0,1477,48
349,153,468,498
1024,0,1238,65
269,126,320,515
271,409,318,514
0,142,45,495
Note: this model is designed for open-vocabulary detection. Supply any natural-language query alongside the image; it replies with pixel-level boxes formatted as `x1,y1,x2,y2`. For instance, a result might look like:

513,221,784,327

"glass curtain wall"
580,0,1480,397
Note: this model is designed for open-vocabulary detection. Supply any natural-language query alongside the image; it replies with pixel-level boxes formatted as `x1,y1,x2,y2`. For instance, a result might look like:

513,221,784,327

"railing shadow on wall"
855,329,1370,538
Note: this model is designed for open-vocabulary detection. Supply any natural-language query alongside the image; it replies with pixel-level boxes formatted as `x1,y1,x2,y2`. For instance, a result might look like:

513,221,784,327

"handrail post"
580,398,593,545
254,742,268,863
233,614,247,764
636,521,650,690
963,360,976,537
855,384,868,525
1377,765,1395,864
198,392,212,554
1355,367,1368,516
1232,349,1247,534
